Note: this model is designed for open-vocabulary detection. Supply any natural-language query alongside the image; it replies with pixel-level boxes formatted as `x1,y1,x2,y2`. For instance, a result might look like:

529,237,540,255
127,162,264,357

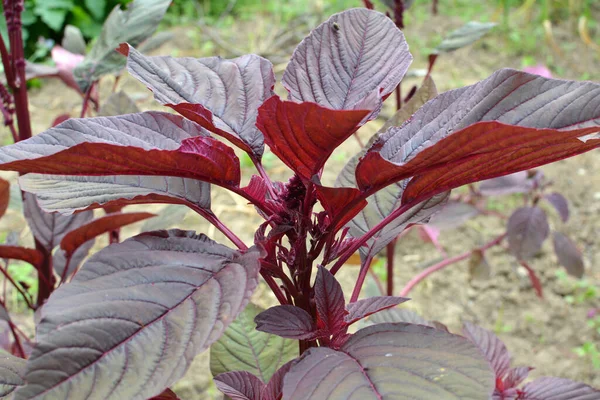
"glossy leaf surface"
314,266,346,334
257,97,368,180
282,323,494,399
462,322,511,379
344,296,409,325
282,8,411,118
214,371,265,400
520,377,600,400
0,112,240,188
254,305,317,340
356,69,600,203
16,230,261,399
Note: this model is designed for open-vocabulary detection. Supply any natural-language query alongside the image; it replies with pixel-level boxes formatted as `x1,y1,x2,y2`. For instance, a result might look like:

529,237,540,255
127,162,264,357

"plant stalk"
399,233,506,296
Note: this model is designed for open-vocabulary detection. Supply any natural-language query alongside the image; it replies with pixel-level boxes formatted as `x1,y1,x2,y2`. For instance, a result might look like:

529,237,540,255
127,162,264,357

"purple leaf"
256,96,368,180
355,69,600,203
0,352,26,397
507,207,549,260
552,232,584,278
20,173,212,215
214,371,265,400
462,322,511,380
427,201,479,230
344,296,409,325
502,366,532,389
16,230,262,399
520,377,600,399
262,360,294,400
479,172,535,196
255,305,317,340
283,8,411,119
118,44,274,157
282,323,495,399
544,193,570,222
314,266,346,334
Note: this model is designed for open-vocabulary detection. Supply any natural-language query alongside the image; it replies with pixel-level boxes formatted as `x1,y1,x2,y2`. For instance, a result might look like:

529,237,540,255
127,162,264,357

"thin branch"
189,206,248,250
261,271,287,305
79,81,95,118
386,239,397,295
250,155,277,200
0,297,25,357
350,252,375,303
399,233,506,296
0,263,34,309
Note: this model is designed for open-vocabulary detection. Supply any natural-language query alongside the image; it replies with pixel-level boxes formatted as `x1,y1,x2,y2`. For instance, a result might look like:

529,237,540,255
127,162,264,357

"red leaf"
256,96,368,180
344,296,409,325
149,388,180,400
117,43,274,156
254,305,317,340
0,178,9,219
507,207,549,260
357,122,600,203
552,232,584,278
314,185,367,232
0,113,241,188
60,212,155,257
0,246,43,267
262,360,294,400
314,266,346,334
214,371,265,400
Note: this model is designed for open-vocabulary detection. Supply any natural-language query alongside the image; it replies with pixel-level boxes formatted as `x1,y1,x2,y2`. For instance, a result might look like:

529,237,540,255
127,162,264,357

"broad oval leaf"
210,303,297,383
254,305,317,340
435,22,496,53
356,69,600,203
0,352,26,397
19,173,211,215
0,112,240,188
552,232,584,278
544,192,570,222
282,323,494,400
462,322,511,379
98,91,140,117
118,44,275,156
368,308,435,327
214,371,265,400
507,207,549,260
520,377,600,400
263,361,294,400
282,8,411,117
344,296,409,325
73,0,171,92
256,96,368,180
16,230,262,400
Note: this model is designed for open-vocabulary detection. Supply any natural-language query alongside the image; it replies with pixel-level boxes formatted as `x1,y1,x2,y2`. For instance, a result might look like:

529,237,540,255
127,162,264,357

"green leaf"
33,0,74,32
85,0,106,20
73,0,171,92
210,303,297,383
435,21,496,54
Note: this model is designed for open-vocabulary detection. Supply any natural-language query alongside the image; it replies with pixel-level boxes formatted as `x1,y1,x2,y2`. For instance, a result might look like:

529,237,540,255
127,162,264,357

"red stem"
80,82,95,118
399,233,506,296
251,155,277,201
349,253,374,303
0,263,34,309
368,268,385,295
8,320,24,357
386,239,396,295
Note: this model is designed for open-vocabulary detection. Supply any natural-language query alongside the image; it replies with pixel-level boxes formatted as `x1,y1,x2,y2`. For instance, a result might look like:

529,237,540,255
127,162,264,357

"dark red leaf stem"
250,155,277,200
187,204,247,250
34,239,54,307
519,260,543,298
0,262,34,309
386,239,397,295
349,253,375,303
261,272,287,305
399,233,506,296
368,267,385,295
80,82,96,118
0,297,24,357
